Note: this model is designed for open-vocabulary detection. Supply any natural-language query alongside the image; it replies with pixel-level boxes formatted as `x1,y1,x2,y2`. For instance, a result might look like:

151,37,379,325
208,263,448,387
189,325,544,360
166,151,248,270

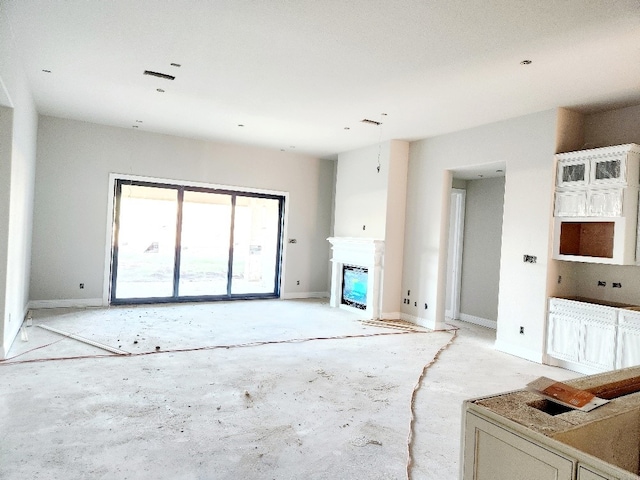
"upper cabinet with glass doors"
552,144,640,265
554,144,640,217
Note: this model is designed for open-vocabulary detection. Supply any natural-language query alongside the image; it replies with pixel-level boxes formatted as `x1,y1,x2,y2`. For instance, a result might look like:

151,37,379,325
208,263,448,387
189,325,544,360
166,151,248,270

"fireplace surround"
327,237,384,319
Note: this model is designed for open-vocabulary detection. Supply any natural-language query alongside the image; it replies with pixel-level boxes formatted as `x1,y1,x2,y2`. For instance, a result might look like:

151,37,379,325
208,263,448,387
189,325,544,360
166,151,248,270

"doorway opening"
109,178,285,304
445,163,505,329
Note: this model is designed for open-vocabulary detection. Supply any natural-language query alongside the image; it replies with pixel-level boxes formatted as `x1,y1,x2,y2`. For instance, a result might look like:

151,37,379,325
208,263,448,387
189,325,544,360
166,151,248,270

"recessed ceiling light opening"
520,60,532,65
156,88,165,93
42,69,51,73
170,63,181,67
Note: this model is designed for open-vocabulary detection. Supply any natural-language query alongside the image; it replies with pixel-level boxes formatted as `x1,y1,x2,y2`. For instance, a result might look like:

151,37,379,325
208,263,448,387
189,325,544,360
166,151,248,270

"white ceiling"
4,1,640,159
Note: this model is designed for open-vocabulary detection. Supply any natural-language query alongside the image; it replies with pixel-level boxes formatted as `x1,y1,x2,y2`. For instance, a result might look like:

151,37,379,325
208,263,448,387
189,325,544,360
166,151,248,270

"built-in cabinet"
552,144,640,264
547,297,640,374
461,366,640,479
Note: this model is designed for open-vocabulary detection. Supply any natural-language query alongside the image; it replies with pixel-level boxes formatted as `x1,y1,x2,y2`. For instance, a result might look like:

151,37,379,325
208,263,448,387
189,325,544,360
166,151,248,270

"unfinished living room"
2,2,640,479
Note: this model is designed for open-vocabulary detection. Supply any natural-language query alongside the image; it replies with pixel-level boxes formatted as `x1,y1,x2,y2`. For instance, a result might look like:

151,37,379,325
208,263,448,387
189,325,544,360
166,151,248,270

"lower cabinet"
547,298,635,374
462,412,574,480
462,404,640,480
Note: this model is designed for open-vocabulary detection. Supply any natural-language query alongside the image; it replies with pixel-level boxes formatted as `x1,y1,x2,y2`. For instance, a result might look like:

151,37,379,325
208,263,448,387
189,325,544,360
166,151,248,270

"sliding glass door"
110,180,284,304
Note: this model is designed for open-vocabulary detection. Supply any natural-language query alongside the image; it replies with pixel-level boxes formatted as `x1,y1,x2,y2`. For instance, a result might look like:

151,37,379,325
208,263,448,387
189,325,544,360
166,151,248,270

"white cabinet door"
590,155,626,186
616,311,640,369
555,190,588,216
462,413,574,480
558,159,589,188
578,465,617,479
588,188,623,216
547,312,580,363
580,320,617,371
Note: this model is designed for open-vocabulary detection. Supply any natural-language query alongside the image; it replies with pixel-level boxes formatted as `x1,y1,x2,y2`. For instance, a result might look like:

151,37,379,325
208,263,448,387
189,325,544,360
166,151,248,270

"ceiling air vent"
361,118,382,126
143,70,175,81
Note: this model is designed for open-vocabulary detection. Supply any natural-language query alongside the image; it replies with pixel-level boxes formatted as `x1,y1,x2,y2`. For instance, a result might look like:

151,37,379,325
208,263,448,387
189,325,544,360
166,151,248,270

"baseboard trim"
280,292,329,300
494,339,544,364
458,313,497,330
400,313,448,331
380,312,401,320
29,298,104,309
545,357,603,375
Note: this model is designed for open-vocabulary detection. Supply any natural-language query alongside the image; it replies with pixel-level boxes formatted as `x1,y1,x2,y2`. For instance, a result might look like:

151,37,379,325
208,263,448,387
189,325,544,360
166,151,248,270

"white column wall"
0,3,39,357
403,109,558,360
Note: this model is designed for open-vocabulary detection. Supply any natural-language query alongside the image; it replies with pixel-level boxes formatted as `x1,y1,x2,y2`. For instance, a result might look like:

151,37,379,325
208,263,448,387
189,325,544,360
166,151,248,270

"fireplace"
327,237,384,319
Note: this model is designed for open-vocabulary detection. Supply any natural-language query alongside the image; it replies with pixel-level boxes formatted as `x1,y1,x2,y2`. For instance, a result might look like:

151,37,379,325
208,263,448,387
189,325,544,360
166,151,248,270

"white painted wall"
31,116,334,304
334,143,390,238
403,109,558,360
583,103,640,149
459,177,505,322
0,4,39,358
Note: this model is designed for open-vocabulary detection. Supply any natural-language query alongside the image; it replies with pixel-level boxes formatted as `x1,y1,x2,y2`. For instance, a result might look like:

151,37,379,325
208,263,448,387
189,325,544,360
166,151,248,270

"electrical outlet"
288,238,297,244
296,280,300,285
613,282,622,288
519,326,524,334
414,301,417,307
424,303,428,310
597,280,606,287
79,283,84,289
523,255,537,264
557,275,562,284
362,225,366,231
407,290,410,296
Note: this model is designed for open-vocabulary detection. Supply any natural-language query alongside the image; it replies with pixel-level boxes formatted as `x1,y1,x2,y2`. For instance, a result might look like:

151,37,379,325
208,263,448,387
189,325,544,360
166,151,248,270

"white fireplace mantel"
327,237,384,319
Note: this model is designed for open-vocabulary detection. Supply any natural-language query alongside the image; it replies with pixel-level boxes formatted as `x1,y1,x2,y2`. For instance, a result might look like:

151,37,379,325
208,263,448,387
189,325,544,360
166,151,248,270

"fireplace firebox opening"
341,265,368,310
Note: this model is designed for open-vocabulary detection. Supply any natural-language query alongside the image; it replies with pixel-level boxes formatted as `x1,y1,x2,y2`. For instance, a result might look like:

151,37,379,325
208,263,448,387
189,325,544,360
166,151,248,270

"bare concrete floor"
1,299,577,480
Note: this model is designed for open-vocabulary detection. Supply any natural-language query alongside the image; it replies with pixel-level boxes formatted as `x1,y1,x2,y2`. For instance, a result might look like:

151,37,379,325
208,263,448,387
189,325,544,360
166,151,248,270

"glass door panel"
178,191,232,296
231,196,280,295
114,184,178,299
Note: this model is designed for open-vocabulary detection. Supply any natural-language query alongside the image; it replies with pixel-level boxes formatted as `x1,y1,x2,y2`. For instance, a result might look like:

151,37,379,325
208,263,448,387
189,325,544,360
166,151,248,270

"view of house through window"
111,180,283,303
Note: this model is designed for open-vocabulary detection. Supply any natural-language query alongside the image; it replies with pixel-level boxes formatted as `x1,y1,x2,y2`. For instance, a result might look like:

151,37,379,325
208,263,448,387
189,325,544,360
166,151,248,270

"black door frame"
110,179,285,305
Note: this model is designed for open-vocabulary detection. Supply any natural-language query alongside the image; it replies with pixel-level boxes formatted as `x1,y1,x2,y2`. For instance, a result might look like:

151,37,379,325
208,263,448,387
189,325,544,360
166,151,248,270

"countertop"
473,366,640,436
